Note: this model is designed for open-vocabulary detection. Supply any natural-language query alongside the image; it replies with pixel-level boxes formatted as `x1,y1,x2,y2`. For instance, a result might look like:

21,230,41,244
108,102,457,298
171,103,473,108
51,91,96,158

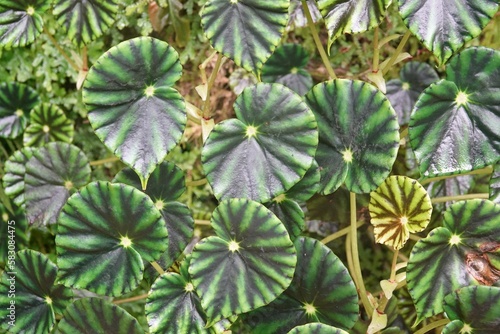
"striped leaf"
409,47,500,178
406,199,500,324
23,103,74,146
0,205,28,267
399,0,499,64
442,320,467,334
305,79,400,194
2,147,34,207
318,0,391,50
444,286,500,332
0,250,73,334
289,0,322,28
241,237,359,333
288,323,349,334
386,62,439,125
189,198,297,326
489,163,500,204
201,0,289,75
53,0,119,47
57,298,142,334
56,181,168,297
0,0,50,48
113,161,194,276
285,159,320,202
0,82,39,138
267,198,305,241
83,37,186,190
262,44,313,96
369,176,432,250
25,142,90,226
202,83,318,202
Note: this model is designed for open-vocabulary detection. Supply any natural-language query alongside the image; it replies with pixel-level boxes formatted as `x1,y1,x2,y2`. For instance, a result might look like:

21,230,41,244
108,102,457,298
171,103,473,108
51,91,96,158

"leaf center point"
245,125,258,138
455,91,469,106
228,240,240,252
2,213,8,222
155,199,165,210
399,216,408,225
45,296,52,305
15,109,24,117
64,180,74,190
449,234,461,246
303,302,316,315
185,282,194,292
26,6,35,16
460,324,472,334
42,125,50,133
120,236,133,248
290,67,298,74
342,148,353,163
144,85,155,98
273,193,286,203
229,0,238,4
401,82,410,91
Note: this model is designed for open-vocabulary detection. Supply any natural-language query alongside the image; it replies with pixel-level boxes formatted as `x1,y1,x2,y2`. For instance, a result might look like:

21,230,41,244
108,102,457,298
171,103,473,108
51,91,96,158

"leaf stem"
431,193,489,204
372,26,380,73
202,53,224,119
321,221,364,244
113,293,149,305
420,166,493,185
301,0,337,79
89,156,120,166
185,178,208,187
382,30,411,75
414,319,450,334
43,26,79,72
194,219,211,226
377,249,400,313
151,261,165,275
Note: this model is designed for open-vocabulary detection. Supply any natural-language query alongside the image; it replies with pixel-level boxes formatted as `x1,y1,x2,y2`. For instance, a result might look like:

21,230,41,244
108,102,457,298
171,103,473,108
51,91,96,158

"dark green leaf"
202,83,318,202
0,250,73,334
409,47,500,178
0,204,28,267
267,198,305,241
406,199,500,324
286,159,320,202
442,320,466,334
53,0,119,47
2,147,34,207
305,79,399,194
25,142,91,226
23,103,74,146
288,323,349,334
0,0,50,48
241,237,358,333
489,163,500,204
189,198,297,326
56,181,168,297
0,82,39,138
201,0,289,75
57,298,143,334
398,0,499,64
83,37,186,189
262,43,313,96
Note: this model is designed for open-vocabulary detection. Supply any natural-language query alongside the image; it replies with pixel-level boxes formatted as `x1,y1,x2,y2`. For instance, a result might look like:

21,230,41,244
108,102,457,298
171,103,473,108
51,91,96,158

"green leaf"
23,103,74,146
409,47,500,178
201,0,289,75
83,36,186,189
289,0,321,28
489,163,500,204
0,204,28,267
0,0,50,48
202,83,318,202
53,0,119,47
56,181,168,297
113,161,194,272
406,199,500,324
285,159,321,202
2,147,34,207
443,286,500,332
0,82,39,138
288,323,349,334
385,61,439,125
189,198,297,326
241,237,358,333
0,250,73,334
398,0,499,64
262,43,313,96
25,142,91,226
267,198,305,242
318,0,391,50
369,176,432,250
305,79,400,194
57,298,143,334
442,320,466,334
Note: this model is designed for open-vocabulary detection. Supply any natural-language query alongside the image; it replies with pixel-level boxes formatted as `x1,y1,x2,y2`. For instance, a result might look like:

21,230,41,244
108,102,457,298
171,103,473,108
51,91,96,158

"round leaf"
398,0,499,64
267,198,305,241
241,237,359,333
443,286,500,332
442,320,466,334
288,323,349,334
318,0,391,50
57,298,143,334
305,79,399,194
406,199,500,324
385,61,439,124
53,0,119,47
0,0,50,48
25,142,91,226
409,47,500,178
23,103,74,147
489,162,500,205
285,159,321,202
201,0,289,75
189,198,297,326
0,250,73,334
0,205,28,267
83,36,186,189
369,176,432,250
202,83,318,202
56,181,168,297
3,147,34,207
262,44,313,96
0,82,39,138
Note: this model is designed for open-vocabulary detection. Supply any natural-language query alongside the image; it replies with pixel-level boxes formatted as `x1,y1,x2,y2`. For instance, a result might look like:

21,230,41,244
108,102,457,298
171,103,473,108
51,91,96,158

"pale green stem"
431,193,489,204
399,127,408,139
377,249,399,313
414,319,450,334
382,30,411,75
89,156,120,166
194,219,211,226
113,293,149,305
321,221,364,244
186,178,208,187
420,166,493,185
151,261,165,275
43,26,79,71
202,53,224,119
372,26,380,73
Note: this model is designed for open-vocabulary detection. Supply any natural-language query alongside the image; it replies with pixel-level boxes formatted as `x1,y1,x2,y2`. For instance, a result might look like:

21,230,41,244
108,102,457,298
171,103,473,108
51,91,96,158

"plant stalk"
420,166,493,185
89,156,120,166
377,249,400,313
113,293,149,305
202,53,224,119
151,261,165,275
372,26,380,73
382,30,411,75
431,193,489,204
321,221,364,244
43,27,80,72
413,319,450,334
194,219,211,226
186,178,208,187
301,0,337,79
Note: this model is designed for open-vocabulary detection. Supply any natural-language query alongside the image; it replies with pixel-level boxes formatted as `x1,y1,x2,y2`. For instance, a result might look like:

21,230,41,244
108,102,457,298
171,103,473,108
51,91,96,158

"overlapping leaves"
0,82,39,138
3,147,34,207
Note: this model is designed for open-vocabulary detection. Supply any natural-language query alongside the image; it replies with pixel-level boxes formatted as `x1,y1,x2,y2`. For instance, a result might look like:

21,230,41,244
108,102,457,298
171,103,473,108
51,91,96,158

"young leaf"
305,79,399,194
83,37,186,189
202,83,318,203
2,147,35,207
0,82,39,138
189,198,297,326
56,181,168,297
23,103,74,146
201,0,289,75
